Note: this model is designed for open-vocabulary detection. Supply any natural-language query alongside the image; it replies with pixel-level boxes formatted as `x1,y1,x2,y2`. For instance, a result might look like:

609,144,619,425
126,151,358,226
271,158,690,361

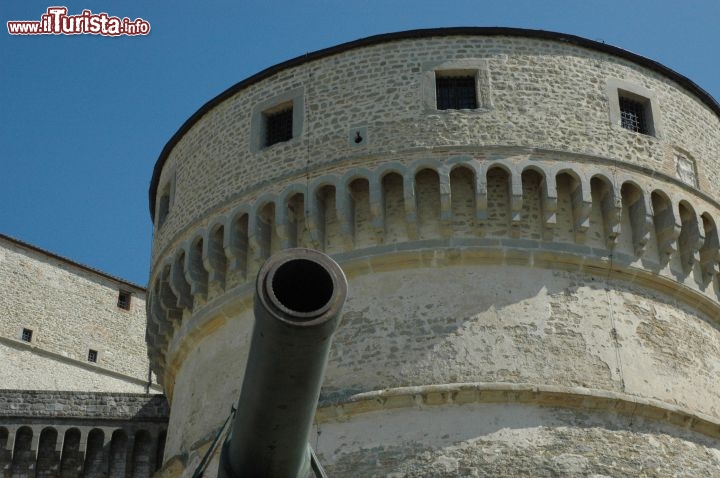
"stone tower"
147,28,720,476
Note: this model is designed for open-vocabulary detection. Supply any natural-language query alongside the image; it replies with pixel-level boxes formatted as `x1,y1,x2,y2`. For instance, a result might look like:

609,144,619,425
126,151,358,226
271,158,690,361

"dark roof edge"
149,26,720,219
0,233,146,292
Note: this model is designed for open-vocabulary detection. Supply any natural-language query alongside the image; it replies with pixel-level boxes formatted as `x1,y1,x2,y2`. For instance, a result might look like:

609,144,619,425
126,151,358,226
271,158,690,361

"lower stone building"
0,392,167,478
0,235,169,478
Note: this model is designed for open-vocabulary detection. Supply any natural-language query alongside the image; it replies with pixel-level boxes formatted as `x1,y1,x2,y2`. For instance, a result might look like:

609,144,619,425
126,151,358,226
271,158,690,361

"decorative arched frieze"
146,156,720,372
651,189,680,264
305,176,338,251
552,167,592,243
347,175,376,248
227,208,251,282
253,196,278,268
677,200,703,274
378,168,407,243
449,165,478,237
60,428,82,477
185,236,209,301
204,221,227,291
414,168,443,240
620,181,652,257
448,159,484,221
590,173,621,249
700,213,720,284
169,252,192,310
484,160,523,234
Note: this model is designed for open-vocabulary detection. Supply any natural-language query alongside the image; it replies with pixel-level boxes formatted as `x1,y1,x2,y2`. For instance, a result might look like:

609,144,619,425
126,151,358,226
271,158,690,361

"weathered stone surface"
147,29,720,476
0,392,168,478
0,390,168,419
315,404,720,477
0,237,166,477
0,235,153,391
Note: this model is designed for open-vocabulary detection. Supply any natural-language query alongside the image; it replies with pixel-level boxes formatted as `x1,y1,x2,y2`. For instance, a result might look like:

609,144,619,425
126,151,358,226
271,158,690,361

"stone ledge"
316,382,720,439
156,244,720,397
157,381,720,475
0,335,161,392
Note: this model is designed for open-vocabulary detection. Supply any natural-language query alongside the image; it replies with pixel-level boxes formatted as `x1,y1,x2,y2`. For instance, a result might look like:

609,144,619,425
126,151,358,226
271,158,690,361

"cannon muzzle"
220,248,347,478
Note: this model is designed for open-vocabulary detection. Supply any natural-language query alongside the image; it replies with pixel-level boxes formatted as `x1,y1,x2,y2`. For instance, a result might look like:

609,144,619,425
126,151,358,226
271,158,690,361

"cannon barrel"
220,248,347,478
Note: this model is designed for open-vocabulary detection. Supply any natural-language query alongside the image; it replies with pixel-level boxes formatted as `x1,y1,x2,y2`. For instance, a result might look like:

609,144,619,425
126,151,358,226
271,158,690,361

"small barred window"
21,328,33,342
117,291,131,310
619,96,649,134
157,191,170,227
88,349,98,363
436,75,477,110
264,106,293,147
607,82,658,138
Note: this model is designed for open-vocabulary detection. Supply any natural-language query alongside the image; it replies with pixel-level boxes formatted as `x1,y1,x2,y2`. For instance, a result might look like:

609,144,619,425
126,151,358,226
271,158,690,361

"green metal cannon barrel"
220,248,347,478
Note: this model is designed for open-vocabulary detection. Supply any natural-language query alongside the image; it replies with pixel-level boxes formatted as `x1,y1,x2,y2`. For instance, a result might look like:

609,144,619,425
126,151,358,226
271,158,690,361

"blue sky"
1,0,718,286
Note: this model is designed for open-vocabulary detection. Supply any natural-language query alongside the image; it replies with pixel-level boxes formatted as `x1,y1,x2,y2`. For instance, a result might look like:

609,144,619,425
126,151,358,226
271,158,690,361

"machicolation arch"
147,156,720,376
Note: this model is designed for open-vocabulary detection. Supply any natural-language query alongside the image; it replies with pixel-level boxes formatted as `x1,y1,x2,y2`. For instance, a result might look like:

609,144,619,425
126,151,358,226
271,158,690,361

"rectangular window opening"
117,290,131,310
21,328,33,342
88,349,98,363
619,93,652,135
157,191,170,227
436,74,478,110
264,104,293,147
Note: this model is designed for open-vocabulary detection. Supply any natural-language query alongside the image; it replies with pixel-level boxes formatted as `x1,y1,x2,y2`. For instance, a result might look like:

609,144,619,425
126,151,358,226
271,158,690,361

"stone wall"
150,31,720,260
0,342,150,394
313,403,720,477
148,154,720,392
0,235,155,392
0,391,168,478
146,29,720,476
0,391,168,419
0,235,166,477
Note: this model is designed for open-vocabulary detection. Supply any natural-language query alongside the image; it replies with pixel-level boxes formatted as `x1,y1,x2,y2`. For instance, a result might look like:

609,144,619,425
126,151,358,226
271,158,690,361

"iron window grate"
117,290,131,310
88,349,98,363
21,328,33,342
265,107,293,147
436,76,477,110
619,96,648,134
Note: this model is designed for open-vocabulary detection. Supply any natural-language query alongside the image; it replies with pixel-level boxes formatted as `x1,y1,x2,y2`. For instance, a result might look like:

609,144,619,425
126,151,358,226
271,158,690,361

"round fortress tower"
147,28,720,476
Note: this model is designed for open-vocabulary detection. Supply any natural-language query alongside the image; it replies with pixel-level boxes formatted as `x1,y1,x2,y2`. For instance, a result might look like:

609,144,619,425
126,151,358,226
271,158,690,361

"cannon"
219,248,348,478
